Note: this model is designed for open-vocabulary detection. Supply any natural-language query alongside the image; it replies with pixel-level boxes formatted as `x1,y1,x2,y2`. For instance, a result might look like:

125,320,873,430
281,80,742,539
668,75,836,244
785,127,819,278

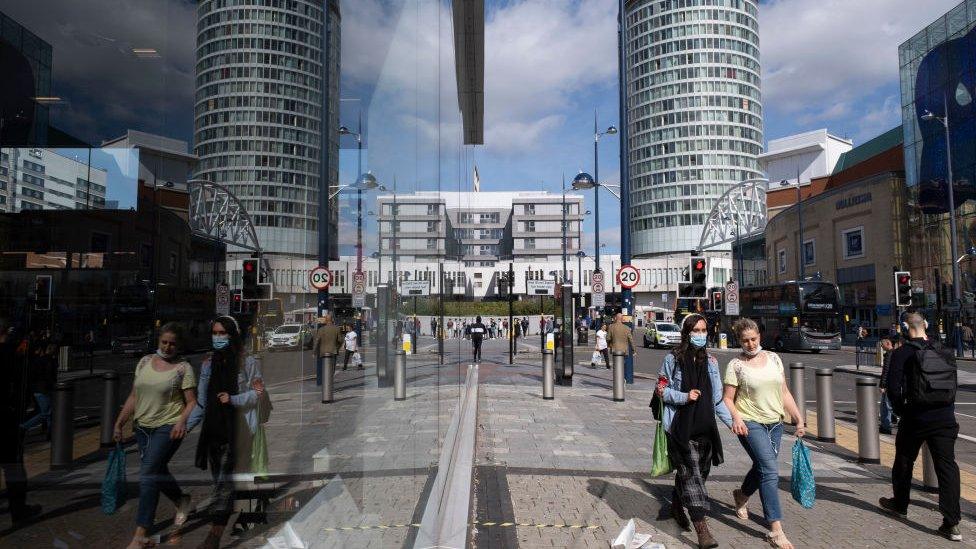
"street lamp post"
589,113,618,276
924,98,964,356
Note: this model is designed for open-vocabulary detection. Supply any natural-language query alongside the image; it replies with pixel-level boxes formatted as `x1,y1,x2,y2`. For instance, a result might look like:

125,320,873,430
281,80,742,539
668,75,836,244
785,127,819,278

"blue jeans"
135,423,185,529
880,392,894,431
21,392,51,431
738,421,784,523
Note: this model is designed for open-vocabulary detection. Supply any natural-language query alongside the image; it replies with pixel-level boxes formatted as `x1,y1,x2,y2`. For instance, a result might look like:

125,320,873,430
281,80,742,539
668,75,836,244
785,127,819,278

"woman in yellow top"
113,323,198,548
722,318,805,549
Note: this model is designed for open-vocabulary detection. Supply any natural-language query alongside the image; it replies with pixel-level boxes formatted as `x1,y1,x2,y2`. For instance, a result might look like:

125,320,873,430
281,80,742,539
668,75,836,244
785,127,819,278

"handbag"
352,351,363,366
650,398,673,477
257,388,273,424
790,439,816,508
251,424,270,477
101,443,127,514
590,350,603,366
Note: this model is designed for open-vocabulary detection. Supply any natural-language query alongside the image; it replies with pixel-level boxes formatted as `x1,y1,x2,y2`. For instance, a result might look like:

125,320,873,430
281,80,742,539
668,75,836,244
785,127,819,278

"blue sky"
0,0,965,253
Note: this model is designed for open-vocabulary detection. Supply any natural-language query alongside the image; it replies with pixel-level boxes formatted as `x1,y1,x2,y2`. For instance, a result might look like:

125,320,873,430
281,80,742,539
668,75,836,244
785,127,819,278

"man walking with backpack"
879,312,961,542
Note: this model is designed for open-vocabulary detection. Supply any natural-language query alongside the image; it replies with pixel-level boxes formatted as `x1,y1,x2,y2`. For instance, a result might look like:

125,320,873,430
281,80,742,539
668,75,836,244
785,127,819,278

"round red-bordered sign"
616,264,640,289
309,266,332,290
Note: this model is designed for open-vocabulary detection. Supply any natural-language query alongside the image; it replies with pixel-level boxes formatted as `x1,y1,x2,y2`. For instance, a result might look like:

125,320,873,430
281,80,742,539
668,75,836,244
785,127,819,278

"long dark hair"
672,313,708,370
212,315,243,356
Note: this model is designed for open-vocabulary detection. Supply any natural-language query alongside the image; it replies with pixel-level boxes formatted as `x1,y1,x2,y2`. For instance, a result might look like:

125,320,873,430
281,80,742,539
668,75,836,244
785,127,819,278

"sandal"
731,489,749,519
767,530,794,549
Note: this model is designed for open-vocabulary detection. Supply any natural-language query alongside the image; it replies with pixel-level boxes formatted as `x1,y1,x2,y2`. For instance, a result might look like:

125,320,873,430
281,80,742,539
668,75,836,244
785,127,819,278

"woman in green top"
722,318,805,549
113,323,198,548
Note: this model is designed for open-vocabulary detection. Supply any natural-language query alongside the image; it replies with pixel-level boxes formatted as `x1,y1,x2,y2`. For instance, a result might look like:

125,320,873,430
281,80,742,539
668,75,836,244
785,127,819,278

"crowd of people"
656,311,962,548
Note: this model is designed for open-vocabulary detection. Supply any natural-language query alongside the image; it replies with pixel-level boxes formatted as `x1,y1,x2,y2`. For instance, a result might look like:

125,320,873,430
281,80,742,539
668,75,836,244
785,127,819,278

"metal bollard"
855,376,880,463
99,372,120,447
321,353,336,403
542,349,554,400
815,368,836,443
612,351,626,402
51,381,74,469
922,443,939,491
394,350,406,401
789,362,805,421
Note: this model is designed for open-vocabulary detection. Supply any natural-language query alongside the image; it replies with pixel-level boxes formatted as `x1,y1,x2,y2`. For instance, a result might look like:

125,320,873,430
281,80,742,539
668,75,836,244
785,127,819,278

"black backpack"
904,339,957,408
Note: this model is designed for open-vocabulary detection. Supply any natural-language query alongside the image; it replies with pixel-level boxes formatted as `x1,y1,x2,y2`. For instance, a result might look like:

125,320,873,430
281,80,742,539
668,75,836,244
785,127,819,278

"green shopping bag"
251,425,269,477
650,398,673,477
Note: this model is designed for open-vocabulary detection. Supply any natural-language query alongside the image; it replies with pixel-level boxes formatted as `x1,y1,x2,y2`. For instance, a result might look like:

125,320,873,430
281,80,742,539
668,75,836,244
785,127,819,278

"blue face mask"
690,334,708,348
212,335,229,350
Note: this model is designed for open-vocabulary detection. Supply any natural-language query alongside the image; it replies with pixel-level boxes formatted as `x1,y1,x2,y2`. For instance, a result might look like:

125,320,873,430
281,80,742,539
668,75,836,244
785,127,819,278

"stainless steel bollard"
855,376,880,463
815,368,836,442
789,362,805,421
58,345,70,372
51,381,74,469
394,350,406,401
321,353,336,403
542,349,554,400
922,443,939,491
99,372,120,447
612,351,626,402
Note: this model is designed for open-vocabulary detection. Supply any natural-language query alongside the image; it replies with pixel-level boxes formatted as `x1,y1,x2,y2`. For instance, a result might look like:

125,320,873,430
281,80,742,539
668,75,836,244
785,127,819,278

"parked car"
267,323,313,351
643,321,682,348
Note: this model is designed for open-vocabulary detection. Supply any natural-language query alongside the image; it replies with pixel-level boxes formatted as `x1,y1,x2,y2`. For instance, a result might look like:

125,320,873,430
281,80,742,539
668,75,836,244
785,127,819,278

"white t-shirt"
344,330,358,351
596,329,608,351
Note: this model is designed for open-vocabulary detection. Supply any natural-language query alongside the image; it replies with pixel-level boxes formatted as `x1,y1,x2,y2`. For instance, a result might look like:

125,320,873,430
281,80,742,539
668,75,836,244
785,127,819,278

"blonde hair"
732,317,759,337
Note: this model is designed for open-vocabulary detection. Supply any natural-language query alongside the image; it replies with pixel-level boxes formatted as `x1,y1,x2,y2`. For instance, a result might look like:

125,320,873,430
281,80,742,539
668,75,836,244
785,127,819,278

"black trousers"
892,419,960,525
0,421,27,516
472,338,483,361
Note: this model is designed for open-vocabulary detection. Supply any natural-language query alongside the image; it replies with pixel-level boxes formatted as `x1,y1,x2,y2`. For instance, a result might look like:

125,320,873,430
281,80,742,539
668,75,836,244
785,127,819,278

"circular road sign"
617,264,640,289
592,282,605,294
309,266,332,290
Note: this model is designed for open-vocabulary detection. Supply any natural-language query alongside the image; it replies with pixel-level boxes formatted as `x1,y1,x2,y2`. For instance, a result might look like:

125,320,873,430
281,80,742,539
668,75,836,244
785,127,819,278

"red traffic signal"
243,261,256,273
693,259,706,272
894,271,912,307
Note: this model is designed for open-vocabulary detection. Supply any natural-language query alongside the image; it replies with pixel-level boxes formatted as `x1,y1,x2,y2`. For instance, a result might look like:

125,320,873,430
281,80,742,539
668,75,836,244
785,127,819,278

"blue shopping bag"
790,439,815,508
101,443,127,514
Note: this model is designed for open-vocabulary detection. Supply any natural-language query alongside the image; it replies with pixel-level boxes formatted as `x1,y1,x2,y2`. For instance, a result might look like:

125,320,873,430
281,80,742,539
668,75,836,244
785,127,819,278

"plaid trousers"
672,437,714,520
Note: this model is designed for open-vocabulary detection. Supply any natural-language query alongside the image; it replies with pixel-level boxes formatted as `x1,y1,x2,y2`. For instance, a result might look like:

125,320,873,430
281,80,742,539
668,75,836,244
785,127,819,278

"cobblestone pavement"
4,347,976,548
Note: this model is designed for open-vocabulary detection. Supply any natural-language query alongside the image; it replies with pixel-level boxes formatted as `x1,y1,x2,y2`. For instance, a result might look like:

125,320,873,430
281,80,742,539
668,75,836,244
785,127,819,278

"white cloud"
761,0,960,128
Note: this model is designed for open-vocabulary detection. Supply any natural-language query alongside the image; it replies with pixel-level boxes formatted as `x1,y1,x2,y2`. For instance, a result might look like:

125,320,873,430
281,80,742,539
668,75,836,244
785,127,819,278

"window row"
196,109,320,132
632,64,761,93
195,125,321,149
250,213,316,230
632,213,709,229
640,94,761,118
196,153,318,172
196,139,317,159
632,151,760,174
196,64,321,90
631,79,761,107
627,2,758,34
631,122,762,148
197,77,322,103
197,91,320,118
199,5,322,34
637,137,763,159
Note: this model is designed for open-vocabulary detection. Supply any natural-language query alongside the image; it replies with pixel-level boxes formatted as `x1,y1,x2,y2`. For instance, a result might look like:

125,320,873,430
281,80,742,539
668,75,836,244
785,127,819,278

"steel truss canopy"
453,0,484,145
698,178,769,251
188,179,261,251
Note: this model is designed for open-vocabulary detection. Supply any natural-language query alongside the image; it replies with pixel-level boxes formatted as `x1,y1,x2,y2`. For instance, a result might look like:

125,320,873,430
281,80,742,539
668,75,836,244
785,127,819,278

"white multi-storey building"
0,148,107,212
193,0,341,258
624,0,765,255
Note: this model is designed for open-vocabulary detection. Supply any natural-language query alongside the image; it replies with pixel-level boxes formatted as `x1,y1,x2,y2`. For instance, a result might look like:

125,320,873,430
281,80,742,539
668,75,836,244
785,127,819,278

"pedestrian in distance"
430,317,437,339
879,334,902,435
187,316,265,549
592,323,609,369
21,342,58,438
607,313,639,364
960,322,975,358
0,319,42,525
312,316,343,384
879,312,962,542
512,319,521,355
342,323,360,370
723,317,806,549
113,323,197,548
469,316,487,363
656,313,733,548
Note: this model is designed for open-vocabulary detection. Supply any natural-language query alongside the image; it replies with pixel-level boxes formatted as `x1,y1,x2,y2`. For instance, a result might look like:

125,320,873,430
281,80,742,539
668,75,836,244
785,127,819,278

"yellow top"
133,355,196,428
724,352,787,424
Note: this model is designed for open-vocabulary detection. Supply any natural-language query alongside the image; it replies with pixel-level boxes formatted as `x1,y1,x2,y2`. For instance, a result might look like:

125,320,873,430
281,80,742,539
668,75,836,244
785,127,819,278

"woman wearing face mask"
113,323,197,548
187,316,264,548
656,314,733,548
723,317,805,549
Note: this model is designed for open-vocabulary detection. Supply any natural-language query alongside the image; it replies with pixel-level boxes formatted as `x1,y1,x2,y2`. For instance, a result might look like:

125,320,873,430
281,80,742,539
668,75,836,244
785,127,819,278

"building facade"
193,0,341,258
0,11,51,148
764,128,908,339
623,0,765,256
0,148,107,212
375,191,583,266
899,1,976,325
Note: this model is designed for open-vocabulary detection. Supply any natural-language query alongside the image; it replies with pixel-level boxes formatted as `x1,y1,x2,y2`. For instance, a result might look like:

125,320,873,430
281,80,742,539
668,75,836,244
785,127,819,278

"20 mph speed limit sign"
616,264,640,289
309,266,332,290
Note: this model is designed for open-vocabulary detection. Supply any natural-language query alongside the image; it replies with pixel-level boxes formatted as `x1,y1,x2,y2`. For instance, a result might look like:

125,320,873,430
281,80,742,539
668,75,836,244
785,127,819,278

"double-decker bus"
739,280,842,351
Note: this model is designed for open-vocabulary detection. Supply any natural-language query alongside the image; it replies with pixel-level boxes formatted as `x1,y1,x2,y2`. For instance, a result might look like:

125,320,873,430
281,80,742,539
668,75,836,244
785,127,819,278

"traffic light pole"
617,0,634,384
508,262,514,365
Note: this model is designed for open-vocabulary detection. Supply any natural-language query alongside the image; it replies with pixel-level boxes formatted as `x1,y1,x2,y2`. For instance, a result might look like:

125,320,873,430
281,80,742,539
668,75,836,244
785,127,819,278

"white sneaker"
174,494,192,526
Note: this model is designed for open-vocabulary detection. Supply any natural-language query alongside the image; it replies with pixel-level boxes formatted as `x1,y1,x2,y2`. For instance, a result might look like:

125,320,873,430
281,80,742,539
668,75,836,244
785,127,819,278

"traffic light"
33,275,52,311
498,274,508,296
712,290,723,312
895,271,912,307
232,290,243,314
242,259,259,300
689,257,708,298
